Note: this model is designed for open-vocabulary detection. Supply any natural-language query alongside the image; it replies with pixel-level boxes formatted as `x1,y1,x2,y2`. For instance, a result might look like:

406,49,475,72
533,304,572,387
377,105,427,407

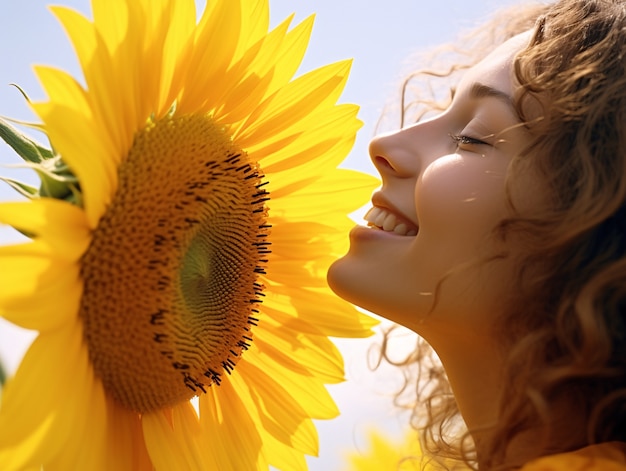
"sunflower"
0,0,379,469
343,429,431,471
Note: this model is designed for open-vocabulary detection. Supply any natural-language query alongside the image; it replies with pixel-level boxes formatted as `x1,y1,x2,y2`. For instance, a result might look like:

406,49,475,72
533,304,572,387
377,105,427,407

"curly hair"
378,1,626,469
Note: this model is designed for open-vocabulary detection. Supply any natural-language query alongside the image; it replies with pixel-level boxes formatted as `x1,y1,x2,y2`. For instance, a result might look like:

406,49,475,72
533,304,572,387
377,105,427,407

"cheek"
417,154,509,248
407,154,514,329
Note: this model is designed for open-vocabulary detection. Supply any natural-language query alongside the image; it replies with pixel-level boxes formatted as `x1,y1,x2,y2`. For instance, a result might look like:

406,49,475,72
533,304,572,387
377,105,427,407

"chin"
328,254,439,332
327,256,387,320
327,256,370,308
327,256,352,299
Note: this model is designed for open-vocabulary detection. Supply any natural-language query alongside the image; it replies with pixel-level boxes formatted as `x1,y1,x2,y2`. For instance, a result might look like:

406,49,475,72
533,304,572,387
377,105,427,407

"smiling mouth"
364,207,418,236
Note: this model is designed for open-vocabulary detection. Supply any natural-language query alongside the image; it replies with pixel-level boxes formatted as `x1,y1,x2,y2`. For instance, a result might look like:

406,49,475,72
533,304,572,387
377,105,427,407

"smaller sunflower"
343,428,424,471
343,427,464,471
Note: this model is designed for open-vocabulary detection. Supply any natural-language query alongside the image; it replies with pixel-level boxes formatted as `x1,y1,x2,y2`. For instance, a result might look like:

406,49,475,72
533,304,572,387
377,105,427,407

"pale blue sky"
0,1,524,469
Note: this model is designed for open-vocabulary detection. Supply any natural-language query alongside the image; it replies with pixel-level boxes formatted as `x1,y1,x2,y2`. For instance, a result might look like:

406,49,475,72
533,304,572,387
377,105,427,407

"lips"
364,206,418,236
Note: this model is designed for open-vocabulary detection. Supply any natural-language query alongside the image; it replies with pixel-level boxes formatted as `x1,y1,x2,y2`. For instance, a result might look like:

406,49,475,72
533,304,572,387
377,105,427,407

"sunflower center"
79,113,269,413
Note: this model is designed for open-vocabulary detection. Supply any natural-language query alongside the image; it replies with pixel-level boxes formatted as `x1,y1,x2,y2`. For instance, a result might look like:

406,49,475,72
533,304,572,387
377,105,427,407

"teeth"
394,223,407,234
364,206,418,236
382,213,397,231
374,209,387,227
366,207,382,223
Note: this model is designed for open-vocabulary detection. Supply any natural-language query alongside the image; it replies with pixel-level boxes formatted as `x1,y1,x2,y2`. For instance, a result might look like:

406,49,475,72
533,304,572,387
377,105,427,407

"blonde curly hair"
378,1,626,469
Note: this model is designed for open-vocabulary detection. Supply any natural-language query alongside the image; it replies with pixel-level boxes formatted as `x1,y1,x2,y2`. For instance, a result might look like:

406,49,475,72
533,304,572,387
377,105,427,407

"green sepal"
35,155,80,201
0,175,39,199
0,116,53,164
0,116,83,207
0,356,5,388
9,157,83,206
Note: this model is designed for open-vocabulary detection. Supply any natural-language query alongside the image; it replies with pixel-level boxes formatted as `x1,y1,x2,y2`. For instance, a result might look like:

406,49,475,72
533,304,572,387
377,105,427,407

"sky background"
0,1,525,469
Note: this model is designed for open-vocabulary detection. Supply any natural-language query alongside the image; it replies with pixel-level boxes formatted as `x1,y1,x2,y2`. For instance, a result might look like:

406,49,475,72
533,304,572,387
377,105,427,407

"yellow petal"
0,242,81,331
269,169,379,220
254,316,345,384
254,104,361,175
0,320,91,469
262,442,308,471
177,0,241,114
262,15,314,101
32,69,117,228
0,199,89,260
246,349,339,420
142,404,209,471
266,137,359,197
232,0,268,62
104,399,153,471
264,286,379,338
237,359,322,455
198,373,263,470
47,365,107,471
155,0,196,113
236,60,352,146
48,6,132,154
268,220,343,262
51,5,137,155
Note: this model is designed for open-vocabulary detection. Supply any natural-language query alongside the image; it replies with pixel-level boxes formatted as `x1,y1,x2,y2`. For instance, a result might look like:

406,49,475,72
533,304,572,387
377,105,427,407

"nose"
369,125,421,179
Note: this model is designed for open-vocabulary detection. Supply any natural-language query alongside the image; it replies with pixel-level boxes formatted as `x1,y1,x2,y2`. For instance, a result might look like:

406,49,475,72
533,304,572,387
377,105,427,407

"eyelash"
449,133,488,147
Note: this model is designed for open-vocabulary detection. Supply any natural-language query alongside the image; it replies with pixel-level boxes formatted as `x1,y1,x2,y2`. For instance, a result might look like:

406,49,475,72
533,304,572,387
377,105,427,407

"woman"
328,0,626,469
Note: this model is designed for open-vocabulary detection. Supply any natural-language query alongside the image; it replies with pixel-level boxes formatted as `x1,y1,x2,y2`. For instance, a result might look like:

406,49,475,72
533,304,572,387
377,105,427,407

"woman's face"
328,32,537,337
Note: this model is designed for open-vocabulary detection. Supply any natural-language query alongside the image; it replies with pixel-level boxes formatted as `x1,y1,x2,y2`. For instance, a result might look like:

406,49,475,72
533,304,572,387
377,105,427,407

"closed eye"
449,133,489,147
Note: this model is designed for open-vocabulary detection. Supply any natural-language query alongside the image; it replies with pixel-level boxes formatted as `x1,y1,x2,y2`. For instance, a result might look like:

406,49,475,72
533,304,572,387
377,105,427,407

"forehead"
459,31,532,95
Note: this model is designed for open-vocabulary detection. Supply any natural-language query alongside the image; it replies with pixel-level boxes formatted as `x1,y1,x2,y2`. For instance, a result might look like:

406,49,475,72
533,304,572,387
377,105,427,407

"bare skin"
328,32,547,465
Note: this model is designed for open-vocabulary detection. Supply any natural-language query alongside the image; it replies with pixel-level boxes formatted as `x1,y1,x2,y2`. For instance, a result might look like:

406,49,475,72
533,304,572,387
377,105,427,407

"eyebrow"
469,82,515,110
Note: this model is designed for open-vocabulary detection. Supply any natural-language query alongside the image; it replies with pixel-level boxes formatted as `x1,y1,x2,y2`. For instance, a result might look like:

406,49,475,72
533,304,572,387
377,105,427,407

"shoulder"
521,443,626,471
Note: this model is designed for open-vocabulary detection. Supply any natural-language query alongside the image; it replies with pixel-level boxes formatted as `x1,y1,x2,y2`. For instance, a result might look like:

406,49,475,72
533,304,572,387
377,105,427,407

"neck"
419,324,505,465
421,324,590,468
425,325,503,427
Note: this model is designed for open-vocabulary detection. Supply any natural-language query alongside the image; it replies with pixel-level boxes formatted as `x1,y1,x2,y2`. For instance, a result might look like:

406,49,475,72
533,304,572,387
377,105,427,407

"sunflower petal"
142,404,209,471
236,60,352,145
263,15,314,99
104,400,153,471
237,359,322,455
177,0,242,114
0,242,81,331
53,3,148,155
253,104,361,174
232,0,268,61
0,199,89,259
32,67,117,228
198,373,263,470
155,0,196,113
270,169,379,220
47,362,107,471
254,316,345,383
264,286,379,338
0,320,89,468
48,6,131,157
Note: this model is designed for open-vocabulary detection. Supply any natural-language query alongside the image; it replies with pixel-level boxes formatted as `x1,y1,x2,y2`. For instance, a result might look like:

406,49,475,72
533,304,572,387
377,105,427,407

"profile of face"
328,32,539,341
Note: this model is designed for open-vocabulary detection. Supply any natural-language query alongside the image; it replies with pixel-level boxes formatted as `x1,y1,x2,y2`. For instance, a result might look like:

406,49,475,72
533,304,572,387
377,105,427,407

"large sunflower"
0,0,379,469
